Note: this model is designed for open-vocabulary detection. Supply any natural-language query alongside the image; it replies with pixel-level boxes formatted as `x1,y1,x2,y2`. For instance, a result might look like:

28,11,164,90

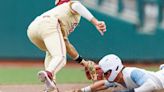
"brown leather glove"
85,61,104,81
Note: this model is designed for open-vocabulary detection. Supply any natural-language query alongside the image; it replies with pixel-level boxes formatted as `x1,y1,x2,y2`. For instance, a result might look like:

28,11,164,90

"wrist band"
75,55,83,63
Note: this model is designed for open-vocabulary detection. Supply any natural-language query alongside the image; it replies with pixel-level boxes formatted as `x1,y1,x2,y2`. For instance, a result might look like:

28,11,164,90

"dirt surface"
0,84,119,92
0,84,163,92
0,84,89,92
0,59,163,92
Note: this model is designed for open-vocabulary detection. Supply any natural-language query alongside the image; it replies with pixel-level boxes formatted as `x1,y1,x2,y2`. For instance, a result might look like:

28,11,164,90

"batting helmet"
98,54,124,81
55,0,70,6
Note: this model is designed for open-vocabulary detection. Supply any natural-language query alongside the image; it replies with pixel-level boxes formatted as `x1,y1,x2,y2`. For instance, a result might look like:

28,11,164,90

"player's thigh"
27,17,48,51
27,31,47,51
43,31,66,57
29,36,47,51
38,16,66,55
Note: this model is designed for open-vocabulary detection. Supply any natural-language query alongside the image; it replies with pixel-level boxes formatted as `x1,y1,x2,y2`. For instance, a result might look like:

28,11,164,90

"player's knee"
61,56,66,65
55,55,66,61
57,55,66,65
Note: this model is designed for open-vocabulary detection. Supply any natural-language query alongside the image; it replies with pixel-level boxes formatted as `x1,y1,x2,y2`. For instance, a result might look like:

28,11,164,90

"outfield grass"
0,66,159,84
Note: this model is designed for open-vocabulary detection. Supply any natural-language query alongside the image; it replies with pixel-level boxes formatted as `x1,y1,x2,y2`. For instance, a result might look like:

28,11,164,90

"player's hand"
91,18,106,36
95,21,106,36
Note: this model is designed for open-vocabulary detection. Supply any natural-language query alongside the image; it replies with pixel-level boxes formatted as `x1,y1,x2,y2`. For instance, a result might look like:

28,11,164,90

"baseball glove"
85,61,104,81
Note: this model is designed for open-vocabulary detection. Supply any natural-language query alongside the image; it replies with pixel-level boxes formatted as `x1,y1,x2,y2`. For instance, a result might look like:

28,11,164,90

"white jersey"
122,67,164,89
105,67,164,92
40,1,81,38
122,67,138,89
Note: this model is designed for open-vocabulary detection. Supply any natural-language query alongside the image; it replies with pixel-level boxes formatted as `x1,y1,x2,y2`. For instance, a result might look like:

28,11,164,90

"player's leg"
43,32,66,73
27,35,47,51
42,17,66,74
27,17,47,51
40,50,65,92
37,17,66,92
44,52,52,69
44,51,66,82
38,31,66,92
28,20,56,92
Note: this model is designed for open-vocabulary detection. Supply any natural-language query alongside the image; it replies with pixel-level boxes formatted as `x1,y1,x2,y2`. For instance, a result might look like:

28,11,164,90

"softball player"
27,0,106,92
78,54,164,92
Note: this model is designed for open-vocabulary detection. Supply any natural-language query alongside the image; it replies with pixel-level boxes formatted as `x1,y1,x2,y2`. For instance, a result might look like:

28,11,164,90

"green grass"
0,66,159,84
145,67,159,71
0,67,89,84
56,67,89,83
0,67,41,84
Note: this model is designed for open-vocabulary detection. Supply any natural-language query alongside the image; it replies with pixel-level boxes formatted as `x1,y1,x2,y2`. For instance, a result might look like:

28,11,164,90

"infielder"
27,0,106,92
76,54,164,92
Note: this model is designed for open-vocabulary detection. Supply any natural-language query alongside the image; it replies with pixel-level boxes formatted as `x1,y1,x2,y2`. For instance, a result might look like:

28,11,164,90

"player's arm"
64,38,79,60
78,80,115,92
70,1,106,35
133,79,157,92
64,38,88,66
114,79,156,92
114,70,157,92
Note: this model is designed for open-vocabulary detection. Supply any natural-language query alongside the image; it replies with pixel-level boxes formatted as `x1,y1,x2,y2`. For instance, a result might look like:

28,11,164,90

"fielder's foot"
38,71,58,92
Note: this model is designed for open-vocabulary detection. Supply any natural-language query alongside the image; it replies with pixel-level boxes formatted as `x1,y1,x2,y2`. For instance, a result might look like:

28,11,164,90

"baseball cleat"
38,71,57,92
